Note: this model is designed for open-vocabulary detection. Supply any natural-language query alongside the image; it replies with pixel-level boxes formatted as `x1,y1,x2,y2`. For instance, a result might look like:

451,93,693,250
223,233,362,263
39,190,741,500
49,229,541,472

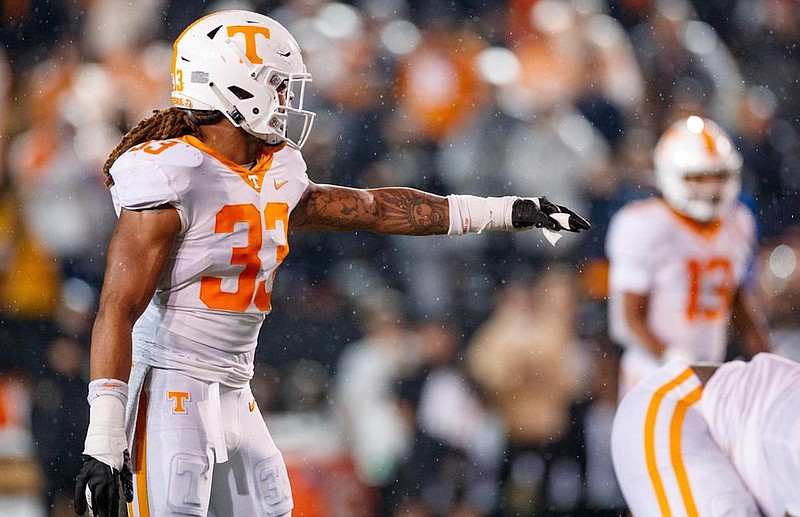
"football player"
612,353,800,517
72,10,590,517
606,115,771,398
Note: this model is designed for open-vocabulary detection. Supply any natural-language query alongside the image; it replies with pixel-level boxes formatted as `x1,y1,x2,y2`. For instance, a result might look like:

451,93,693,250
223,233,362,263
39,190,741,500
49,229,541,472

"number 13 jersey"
606,197,756,363
109,136,309,387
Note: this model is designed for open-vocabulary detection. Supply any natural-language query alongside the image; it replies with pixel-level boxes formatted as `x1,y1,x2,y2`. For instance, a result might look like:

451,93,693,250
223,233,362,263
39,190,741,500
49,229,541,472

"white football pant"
126,367,293,517
611,359,760,517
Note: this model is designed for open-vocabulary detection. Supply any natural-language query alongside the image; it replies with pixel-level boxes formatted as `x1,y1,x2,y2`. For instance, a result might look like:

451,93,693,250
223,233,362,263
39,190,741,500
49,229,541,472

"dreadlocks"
103,108,224,187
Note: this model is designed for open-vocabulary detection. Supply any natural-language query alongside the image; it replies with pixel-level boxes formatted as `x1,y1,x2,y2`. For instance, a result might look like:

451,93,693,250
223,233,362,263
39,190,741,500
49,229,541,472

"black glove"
74,450,133,517
511,197,591,232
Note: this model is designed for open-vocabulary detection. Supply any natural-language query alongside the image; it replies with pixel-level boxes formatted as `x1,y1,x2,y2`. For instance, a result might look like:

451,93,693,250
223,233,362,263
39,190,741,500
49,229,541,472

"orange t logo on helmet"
170,10,316,148
226,25,271,64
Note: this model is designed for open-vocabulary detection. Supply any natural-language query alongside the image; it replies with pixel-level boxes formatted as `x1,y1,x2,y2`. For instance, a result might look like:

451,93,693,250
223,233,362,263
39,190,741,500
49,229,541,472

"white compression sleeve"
446,195,518,235
83,379,129,471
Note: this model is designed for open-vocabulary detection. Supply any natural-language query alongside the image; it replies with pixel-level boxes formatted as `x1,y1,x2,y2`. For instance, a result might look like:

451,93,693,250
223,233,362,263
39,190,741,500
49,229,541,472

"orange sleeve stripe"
644,368,696,517
670,385,703,517
129,388,150,517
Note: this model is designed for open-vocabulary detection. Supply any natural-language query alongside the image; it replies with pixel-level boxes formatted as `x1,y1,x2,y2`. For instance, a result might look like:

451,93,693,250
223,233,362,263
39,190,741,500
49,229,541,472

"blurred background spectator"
30,336,88,517
0,0,798,515
467,267,585,516
391,318,504,516
333,290,416,493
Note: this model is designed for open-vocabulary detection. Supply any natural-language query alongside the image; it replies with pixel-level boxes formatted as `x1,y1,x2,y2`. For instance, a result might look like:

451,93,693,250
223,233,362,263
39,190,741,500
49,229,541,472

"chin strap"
264,133,284,146
209,82,247,126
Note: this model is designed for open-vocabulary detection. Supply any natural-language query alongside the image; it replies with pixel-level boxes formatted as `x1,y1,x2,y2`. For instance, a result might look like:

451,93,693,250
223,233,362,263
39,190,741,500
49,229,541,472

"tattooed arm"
291,182,449,235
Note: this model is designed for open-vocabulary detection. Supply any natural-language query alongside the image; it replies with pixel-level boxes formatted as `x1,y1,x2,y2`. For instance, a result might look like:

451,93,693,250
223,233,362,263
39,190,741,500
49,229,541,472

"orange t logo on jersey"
167,391,191,414
227,26,271,64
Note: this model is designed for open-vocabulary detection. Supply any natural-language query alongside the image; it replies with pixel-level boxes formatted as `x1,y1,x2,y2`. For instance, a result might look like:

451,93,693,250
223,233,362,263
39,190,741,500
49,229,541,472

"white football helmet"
654,115,742,222
171,10,315,148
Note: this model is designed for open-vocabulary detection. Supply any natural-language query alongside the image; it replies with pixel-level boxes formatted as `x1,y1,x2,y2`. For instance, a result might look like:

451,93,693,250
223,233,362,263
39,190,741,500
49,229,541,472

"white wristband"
447,195,518,235
87,378,129,405
83,379,129,471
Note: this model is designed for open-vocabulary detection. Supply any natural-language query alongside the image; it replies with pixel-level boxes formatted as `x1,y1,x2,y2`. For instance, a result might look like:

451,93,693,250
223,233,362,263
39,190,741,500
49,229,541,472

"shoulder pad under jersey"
278,145,307,173
729,201,757,238
610,198,665,234
109,139,202,217
606,198,666,257
115,139,204,169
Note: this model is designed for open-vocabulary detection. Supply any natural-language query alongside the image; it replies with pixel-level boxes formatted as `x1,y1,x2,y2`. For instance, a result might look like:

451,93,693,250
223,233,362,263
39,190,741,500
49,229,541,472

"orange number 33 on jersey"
200,202,289,312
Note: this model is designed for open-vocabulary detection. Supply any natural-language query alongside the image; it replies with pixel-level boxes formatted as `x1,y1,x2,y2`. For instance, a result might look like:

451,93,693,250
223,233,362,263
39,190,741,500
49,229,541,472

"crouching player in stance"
73,10,590,517
612,352,800,517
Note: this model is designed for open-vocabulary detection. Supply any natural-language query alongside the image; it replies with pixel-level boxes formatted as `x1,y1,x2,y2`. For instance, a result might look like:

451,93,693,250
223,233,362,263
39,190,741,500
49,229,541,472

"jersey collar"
660,198,724,240
179,135,278,193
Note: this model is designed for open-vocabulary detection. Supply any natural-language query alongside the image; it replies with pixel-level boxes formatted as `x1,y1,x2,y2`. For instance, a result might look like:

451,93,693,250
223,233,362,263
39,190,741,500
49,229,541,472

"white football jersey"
109,136,309,387
607,198,756,364
700,353,800,517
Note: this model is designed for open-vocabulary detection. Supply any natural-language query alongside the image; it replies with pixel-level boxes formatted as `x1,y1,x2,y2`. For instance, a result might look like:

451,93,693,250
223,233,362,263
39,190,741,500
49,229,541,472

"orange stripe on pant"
643,368,700,517
128,388,150,517
670,386,703,516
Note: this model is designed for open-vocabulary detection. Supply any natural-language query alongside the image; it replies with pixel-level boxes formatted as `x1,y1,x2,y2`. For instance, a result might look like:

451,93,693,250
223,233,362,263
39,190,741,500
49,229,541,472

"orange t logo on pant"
167,391,190,414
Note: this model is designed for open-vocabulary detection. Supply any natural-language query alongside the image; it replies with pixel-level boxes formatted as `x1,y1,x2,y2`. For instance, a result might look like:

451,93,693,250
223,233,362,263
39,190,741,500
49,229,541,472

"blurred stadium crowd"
0,0,799,515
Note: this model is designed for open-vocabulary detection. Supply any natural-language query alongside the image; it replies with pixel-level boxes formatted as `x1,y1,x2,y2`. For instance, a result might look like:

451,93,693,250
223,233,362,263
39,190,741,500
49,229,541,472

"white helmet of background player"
171,10,315,148
654,116,742,222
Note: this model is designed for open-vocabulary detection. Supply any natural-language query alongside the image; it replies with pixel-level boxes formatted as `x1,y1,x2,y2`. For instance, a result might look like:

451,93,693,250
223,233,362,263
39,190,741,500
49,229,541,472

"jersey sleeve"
108,141,201,231
606,204,658,294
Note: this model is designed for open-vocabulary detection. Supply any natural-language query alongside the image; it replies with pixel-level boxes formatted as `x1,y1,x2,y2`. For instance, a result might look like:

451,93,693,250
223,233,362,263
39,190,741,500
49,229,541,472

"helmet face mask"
654,116,742,222
677,171,741,222
267,69,314,148
171,10,315,149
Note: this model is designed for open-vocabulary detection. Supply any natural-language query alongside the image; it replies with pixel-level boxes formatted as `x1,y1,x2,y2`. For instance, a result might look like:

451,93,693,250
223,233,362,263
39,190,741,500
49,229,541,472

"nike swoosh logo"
278,51,291,58
248,400,256,412
274,179,288,190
